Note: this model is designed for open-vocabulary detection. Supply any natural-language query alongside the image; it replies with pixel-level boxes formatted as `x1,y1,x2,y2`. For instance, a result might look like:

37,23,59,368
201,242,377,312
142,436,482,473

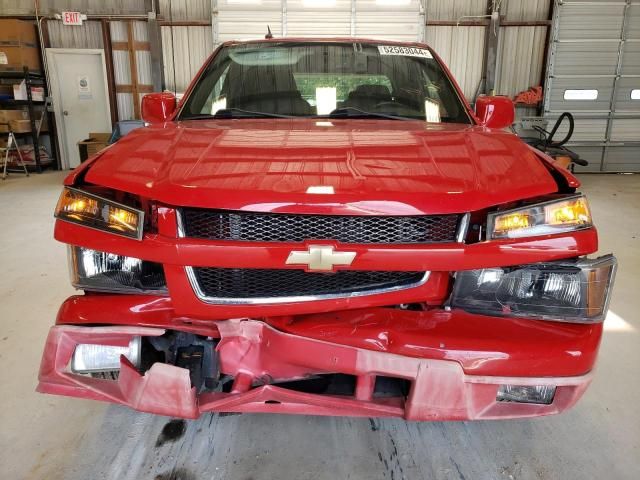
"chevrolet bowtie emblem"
285,245,356,272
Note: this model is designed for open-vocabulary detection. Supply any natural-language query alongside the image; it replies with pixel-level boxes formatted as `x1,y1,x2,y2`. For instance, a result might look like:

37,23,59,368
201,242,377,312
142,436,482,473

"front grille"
181,209,461,244
190,268,426,301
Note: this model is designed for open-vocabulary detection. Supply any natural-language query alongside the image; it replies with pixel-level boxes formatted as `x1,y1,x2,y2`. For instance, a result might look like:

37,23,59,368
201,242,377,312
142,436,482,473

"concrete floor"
0,171,638,480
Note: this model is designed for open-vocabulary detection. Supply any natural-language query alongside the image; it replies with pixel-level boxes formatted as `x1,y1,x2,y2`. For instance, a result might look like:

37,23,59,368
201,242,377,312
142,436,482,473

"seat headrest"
350,84,391,98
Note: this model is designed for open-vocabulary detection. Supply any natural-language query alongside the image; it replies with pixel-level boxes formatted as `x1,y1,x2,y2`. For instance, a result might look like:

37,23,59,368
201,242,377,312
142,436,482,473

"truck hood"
83,119,559,215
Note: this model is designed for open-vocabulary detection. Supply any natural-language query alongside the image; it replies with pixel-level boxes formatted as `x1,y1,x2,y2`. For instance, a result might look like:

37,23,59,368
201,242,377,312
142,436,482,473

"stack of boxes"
0,20,45,158
77,133,112,162
0,109,29,134
0,20,41,73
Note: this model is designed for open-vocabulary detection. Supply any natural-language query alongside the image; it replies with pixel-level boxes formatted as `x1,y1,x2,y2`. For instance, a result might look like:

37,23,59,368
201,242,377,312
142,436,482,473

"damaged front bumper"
38,310,595,420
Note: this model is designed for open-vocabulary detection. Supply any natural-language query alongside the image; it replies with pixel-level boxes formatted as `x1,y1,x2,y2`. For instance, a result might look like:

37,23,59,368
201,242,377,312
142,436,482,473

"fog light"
71,336,141,374
496,385,556,405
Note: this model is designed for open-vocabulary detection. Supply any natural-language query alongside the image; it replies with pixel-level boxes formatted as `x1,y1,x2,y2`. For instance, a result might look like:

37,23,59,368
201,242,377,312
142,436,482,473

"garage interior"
0,1,638,479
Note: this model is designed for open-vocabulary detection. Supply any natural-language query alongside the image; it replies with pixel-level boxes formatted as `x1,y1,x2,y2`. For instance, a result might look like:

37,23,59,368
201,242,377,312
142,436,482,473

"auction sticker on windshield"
377,45,432,58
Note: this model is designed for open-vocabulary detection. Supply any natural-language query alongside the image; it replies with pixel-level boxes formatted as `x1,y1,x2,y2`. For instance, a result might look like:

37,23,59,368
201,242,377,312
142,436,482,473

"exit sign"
61,11,83,26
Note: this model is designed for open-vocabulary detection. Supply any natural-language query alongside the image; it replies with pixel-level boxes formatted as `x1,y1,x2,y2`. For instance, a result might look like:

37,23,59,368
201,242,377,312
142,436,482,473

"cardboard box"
8,119,31,133
89,132,112,142
12,81,26,100
0,20,38,46
77,132,111,162
4,145,51,167
39,112,49,132
0,123,9,133
31,86,44,101
0,20,39,72
0,109,28,123
12,80,44,101
0,45,41,72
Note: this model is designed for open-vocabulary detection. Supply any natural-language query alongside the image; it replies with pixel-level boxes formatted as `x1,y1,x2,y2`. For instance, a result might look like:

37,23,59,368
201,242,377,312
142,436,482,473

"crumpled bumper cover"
38,321,592,421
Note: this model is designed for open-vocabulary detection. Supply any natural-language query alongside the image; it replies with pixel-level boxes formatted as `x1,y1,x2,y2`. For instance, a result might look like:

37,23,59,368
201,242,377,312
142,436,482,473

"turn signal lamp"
488,195,592,239
55,187,144,240
493,213,531,233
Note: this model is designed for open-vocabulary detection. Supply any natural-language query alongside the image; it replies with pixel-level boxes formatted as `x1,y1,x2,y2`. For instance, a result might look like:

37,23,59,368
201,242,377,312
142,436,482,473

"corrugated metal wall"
111,21,153,120
425,0,551,101
495,26,547,97
426,25,486,99
159,0,210,20
161,26,213,92
160,0,426,93
47,20,104,49
426,0,486,20
153,0,554,102
495,0,550,99
111,22,135,120
0,0,146,15
4,0,558,125
46,18,152,121
159,0,213,92
355,0,424,42
544,0,640,172
7,0,636,173
217,0,282,42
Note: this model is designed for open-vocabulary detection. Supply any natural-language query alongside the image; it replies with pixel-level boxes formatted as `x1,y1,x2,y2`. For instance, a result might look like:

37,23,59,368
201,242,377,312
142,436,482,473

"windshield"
179,41,471,123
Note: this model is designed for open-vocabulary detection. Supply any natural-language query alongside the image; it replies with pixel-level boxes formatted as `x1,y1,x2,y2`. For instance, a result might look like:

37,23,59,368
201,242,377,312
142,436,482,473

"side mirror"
141,92,177,124
475,96,514,129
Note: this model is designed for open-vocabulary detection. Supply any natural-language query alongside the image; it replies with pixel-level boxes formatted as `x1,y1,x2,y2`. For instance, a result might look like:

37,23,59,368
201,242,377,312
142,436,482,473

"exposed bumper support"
38,322,592,420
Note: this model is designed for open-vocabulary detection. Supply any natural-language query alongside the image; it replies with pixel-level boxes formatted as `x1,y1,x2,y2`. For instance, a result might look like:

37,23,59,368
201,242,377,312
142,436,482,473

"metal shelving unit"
0,67,56,173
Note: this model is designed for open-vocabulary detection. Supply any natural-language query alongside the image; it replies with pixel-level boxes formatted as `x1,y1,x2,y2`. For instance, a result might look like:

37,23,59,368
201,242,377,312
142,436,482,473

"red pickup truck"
38,38,616,421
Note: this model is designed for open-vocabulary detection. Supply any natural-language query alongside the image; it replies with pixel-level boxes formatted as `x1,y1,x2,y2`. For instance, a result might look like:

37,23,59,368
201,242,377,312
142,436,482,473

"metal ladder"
1,97,50,180
1,131,29,180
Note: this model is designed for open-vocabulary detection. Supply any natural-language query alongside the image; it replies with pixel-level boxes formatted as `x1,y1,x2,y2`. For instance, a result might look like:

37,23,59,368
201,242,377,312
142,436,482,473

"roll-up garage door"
544,0,640,172
215,0,423,44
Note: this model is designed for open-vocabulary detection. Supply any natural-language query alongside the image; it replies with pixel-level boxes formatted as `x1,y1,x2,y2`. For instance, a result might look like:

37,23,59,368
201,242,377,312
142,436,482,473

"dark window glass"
179,41,471,124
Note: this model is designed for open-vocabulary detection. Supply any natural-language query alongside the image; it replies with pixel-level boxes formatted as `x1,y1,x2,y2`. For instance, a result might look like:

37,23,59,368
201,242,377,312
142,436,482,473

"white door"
46,49,111,169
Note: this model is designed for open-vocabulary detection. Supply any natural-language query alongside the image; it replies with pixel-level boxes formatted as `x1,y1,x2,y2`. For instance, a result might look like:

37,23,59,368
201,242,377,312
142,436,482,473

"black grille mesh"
192,268,425,299
181,209,461,244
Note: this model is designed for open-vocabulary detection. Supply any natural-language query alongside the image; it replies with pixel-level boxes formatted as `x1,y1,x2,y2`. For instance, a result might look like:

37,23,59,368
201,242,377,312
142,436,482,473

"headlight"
487,195,592,240
68,246,167,294
55,187,144,240
450,255,616,323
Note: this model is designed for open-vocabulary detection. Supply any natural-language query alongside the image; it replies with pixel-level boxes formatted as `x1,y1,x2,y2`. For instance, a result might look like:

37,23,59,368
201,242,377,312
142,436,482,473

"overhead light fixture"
375,0,412,5
303,0,337,7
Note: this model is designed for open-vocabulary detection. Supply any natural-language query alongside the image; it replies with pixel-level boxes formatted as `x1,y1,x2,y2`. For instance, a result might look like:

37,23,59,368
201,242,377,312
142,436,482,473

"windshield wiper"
181,108,295,120
325,107,415,121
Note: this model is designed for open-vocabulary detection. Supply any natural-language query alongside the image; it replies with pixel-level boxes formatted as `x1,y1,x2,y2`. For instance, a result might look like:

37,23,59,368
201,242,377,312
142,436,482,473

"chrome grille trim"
185,267,431,305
